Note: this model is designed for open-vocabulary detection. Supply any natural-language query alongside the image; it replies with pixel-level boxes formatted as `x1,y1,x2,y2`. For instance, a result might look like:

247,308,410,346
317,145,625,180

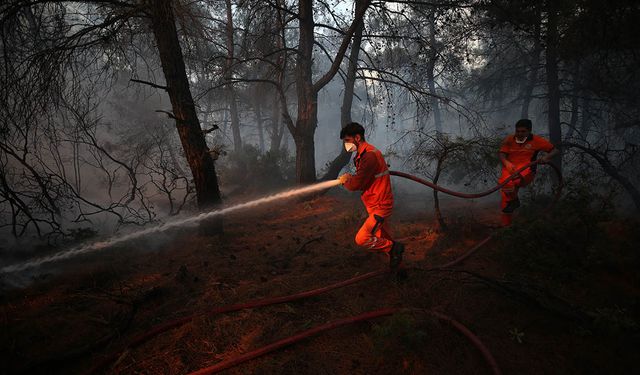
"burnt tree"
545,1,563,173
321,0,367,181
225,0,242,153
426,9,443,134
286,0,371,184
148,0,223,231
520,9,542,119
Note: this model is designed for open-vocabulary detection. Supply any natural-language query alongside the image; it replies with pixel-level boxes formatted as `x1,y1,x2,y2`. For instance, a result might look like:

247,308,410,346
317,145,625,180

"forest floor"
0,190,638,375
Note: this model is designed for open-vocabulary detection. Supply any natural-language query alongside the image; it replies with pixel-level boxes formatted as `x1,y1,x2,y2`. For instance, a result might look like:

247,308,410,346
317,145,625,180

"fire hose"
390,159,563,201
187,308,502,375
84,269,388,375
88,160,561,375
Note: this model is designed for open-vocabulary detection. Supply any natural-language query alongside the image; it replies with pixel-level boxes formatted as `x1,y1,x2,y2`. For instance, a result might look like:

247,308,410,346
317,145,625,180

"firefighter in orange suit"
499,119,559,226
338,122,404,270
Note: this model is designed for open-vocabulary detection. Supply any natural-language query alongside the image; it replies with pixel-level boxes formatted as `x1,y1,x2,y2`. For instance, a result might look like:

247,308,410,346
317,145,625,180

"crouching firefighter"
499,118,559,226
337,122,405,270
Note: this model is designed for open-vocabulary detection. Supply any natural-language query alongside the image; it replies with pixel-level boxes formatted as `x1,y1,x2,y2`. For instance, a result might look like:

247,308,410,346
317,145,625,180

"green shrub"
498,183,615,280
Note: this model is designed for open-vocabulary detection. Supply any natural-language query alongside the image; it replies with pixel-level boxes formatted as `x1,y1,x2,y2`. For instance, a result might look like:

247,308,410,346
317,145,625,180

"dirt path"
0,193,636,374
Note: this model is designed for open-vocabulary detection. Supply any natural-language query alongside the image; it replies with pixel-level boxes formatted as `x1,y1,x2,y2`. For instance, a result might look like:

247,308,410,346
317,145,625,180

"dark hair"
340,122,364,140
515,118,532,130
340,122,366,140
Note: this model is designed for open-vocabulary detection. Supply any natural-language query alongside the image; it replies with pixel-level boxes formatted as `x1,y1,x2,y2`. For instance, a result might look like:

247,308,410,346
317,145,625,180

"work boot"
389,241,405,270
502,199,520,214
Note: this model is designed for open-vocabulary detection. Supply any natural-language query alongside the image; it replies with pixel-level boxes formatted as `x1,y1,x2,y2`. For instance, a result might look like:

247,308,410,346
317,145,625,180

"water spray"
0,179,341,274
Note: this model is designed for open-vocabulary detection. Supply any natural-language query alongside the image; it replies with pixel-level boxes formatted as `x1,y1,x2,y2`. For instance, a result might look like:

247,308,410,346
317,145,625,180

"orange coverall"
499,134,555,225
343,142,394,253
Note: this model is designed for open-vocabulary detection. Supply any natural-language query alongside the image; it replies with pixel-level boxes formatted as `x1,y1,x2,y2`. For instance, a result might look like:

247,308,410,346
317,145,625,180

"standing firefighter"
338,122,405,270
499,119,559,226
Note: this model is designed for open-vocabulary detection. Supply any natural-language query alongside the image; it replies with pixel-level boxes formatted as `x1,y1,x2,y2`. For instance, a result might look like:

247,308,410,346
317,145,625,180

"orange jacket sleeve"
534,136,555,153
344,153,377,191
499,136,510,154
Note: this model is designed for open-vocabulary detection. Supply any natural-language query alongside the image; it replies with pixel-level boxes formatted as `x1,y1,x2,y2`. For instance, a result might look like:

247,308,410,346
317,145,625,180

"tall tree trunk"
294,0,318,183
566,74,579,140
148,0,222,232
254,97,265,152
565,94,578,140
427,7,447,232
580,97,591,138
340,0,365,127
321,0,366,181
521,11,542,119
269,0,286,154
228,92,241,152
282,129,290,154
290,0,370,184
225,0,242,153
270,96,285,153
545,2,562,173
433,155,446,232
415,102,424,130
427,10,442,133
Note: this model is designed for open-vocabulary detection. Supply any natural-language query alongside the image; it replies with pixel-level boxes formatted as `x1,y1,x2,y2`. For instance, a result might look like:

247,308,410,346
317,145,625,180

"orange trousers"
499,166,535,226
355,213,393,253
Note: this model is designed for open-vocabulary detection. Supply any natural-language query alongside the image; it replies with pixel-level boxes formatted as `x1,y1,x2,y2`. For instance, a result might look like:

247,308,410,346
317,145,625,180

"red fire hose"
88,161,561,374
428,310,502,375
390,159,563,201
187,308,399,375
85,269,389,375
431,234,495,270
88,230,501,375
187,308,501,375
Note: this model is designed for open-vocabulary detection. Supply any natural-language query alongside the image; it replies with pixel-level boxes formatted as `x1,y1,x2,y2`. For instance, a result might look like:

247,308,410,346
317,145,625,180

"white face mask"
344,142,357,153
515,137,527,144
